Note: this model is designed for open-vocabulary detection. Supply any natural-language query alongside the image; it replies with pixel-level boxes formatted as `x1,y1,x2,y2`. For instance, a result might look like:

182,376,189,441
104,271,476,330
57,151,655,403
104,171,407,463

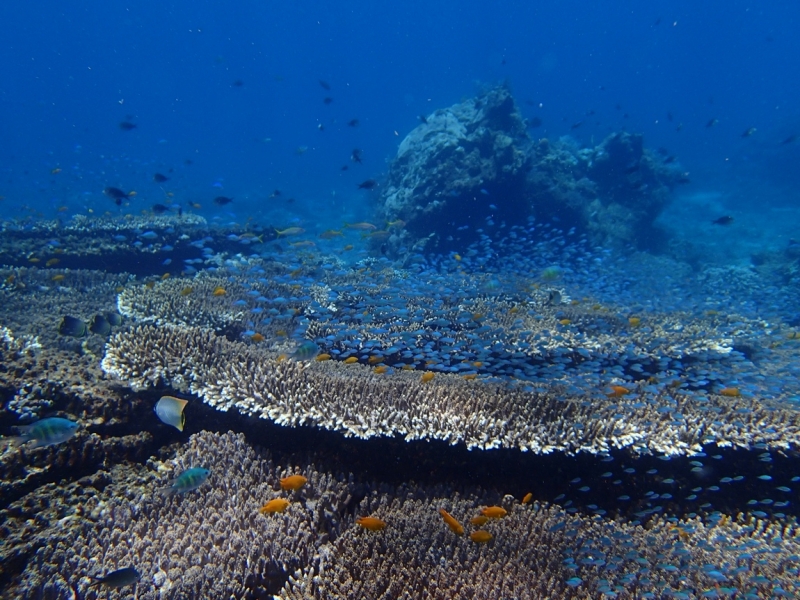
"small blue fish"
9,417,78,448
162,467,210,496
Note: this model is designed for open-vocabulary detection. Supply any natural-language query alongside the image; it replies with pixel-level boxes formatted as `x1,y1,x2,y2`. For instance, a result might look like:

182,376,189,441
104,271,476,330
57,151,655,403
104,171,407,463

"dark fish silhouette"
570,120,583,130
89,314,112,336
103,187,131,206
118,121,137,131
357,179,377,190
152,203,169,214
213,196,233,205
706,118,719,128
58,316,87,338
741,127,757,138
153,173,169,183
319,80,331,90
418,115,428,124
232,79,244,87
527,116,542,128
780,134,798,145
323,97,333,105
712,215,734,226
269,189,281,198
351,149,363,164
347,119,359,127
88,567,140,589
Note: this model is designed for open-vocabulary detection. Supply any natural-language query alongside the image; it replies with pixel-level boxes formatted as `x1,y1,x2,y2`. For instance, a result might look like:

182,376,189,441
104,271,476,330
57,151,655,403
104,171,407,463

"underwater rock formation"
377,86,687,256
528,132,686,249
378,85,532,255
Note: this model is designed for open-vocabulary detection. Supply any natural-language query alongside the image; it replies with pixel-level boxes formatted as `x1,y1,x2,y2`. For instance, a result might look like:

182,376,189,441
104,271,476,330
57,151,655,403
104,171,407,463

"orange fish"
719,387,741,397
558,319,571,326
344,356,359,364
356,516,386,531
367,355,384,364
45,258,60,267
470,530,493,543
439,509,464,535
315,353,332,362
212,286,226,296
401,364,415,371
420,372,435,383
342,244,354,251
628,316,641,327
51,274,65,282
259,498,290,514
462,374,478,380
373,365,388,374
250,333,265,343
279,474,308,491
161,273,170,280
606,385,631,398
522,492,533,504
481,506,507,519
57,206,68,212
470,515,489,526
180,286,193,296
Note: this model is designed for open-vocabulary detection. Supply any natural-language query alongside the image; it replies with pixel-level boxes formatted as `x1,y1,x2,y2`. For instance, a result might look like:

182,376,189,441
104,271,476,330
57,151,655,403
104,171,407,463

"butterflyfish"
155,396,188,431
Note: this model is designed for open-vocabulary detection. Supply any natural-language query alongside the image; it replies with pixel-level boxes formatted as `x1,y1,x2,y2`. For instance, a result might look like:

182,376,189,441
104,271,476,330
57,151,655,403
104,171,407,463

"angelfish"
155,396,188,431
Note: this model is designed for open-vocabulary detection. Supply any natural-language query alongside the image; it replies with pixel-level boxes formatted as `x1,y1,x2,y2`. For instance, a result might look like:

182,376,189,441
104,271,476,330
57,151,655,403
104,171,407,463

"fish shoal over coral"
3,85,800,600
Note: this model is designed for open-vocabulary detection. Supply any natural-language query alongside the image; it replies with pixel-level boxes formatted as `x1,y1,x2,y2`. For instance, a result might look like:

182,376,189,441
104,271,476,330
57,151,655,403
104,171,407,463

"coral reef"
102,323,800,455
3,431,360,599
6,431,800,599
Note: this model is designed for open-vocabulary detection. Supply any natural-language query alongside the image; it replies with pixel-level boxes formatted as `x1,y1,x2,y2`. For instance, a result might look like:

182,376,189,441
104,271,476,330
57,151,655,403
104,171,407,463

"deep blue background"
1,0,799,227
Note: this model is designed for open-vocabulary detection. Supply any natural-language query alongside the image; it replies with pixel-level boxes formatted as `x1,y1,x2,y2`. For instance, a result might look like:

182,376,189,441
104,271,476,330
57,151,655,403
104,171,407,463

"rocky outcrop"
378,85,532,255
376,86,688,255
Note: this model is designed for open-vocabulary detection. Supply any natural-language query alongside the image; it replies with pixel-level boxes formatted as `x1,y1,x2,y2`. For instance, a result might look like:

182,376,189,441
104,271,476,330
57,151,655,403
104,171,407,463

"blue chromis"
9,417,78,448
88,567,140,589
161,467,210,496
154,396,188,431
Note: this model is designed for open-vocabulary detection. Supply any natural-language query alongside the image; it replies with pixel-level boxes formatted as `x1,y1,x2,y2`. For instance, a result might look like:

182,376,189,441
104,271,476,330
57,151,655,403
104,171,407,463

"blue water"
2,1,799,229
